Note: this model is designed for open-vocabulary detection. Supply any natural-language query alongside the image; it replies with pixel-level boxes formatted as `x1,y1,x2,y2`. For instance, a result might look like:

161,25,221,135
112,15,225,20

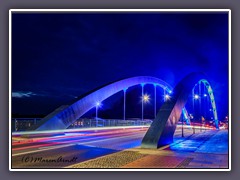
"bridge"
22,72,219,149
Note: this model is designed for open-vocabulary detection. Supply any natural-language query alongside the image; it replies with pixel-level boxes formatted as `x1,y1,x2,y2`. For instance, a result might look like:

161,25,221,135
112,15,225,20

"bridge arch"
141,72,218,149
34,76,176,131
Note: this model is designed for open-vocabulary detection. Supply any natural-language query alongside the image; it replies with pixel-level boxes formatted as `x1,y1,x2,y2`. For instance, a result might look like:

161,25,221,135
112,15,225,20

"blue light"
165,94,170,100
141,83,145,87
96,101,102,107
194,94,199,99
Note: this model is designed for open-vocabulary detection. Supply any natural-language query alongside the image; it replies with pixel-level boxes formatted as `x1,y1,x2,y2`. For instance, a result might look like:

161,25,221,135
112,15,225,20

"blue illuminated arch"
34,76,178,131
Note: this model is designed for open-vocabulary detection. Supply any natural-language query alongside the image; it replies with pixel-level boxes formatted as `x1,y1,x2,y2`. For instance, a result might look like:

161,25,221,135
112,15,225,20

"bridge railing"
11,118,153,131
68,118,153,129
11,117,219,132
11,118,42,132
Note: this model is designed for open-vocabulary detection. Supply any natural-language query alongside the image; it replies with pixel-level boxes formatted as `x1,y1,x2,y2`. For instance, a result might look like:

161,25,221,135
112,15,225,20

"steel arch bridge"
31,73,218,149
32,76,190,131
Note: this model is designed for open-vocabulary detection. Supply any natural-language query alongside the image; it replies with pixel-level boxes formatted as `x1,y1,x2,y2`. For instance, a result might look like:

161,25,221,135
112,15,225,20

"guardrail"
11,118,42,131
68,118,153,129
11,118,153,132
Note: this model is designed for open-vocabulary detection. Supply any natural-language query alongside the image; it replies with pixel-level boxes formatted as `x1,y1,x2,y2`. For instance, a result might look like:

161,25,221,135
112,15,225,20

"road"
11,125,206,168
12,127,150,168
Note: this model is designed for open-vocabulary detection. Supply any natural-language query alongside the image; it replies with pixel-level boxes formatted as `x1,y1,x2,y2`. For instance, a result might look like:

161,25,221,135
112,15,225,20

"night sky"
11,11,229,120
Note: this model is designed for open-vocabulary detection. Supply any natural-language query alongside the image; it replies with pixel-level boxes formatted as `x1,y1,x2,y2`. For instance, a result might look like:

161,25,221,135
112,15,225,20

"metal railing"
11,118,153,132
11,118,42,131
68,118,153,129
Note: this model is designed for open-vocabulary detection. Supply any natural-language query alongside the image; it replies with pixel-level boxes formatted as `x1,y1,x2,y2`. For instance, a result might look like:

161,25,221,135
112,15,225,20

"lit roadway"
11,125,209,168
12,126,150,168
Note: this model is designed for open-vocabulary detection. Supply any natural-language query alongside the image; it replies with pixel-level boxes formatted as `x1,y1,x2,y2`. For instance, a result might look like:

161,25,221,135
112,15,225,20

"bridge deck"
68,129,228,169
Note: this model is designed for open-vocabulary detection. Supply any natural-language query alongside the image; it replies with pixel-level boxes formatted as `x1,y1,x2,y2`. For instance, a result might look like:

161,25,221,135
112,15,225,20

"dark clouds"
11,12,229,119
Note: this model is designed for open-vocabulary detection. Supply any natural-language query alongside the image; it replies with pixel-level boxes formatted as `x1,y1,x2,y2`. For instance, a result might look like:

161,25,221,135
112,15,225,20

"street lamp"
153,84,157,118
194,94,199,99
143,94,150,103
95,101,102,127
141,93,150,121
141,83,145,121
165,94,170,101
123,88,128,121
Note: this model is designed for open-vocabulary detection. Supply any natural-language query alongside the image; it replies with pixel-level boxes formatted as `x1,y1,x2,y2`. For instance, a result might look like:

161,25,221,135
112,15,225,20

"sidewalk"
68,129,229,169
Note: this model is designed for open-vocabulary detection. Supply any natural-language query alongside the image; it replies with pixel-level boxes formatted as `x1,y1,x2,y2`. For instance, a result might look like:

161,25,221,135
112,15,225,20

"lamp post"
194,94,199,100
154,84,157,118
203,93,207,119
193,92,202,133
141,84,145,121
165,94,170,101
95,102,101,127
123,88,127,121
192,88,195,118
141,93,150,122
203,92,207,131
163,87,166,102
199,82,202,117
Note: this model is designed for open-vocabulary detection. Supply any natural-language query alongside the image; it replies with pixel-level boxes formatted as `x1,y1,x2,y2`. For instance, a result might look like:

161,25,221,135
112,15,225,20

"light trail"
12,125,212,158
12,126,149,136
12,128,148,157
77,133,144,146
12,127,148,145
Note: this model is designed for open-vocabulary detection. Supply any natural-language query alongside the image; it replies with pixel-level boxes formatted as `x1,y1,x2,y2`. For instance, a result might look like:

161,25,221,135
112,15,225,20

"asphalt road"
11,125,203,168
12,127,149,168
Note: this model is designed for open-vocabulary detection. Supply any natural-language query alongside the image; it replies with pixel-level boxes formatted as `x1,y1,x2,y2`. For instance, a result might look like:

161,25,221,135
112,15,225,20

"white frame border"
9,9,231,172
